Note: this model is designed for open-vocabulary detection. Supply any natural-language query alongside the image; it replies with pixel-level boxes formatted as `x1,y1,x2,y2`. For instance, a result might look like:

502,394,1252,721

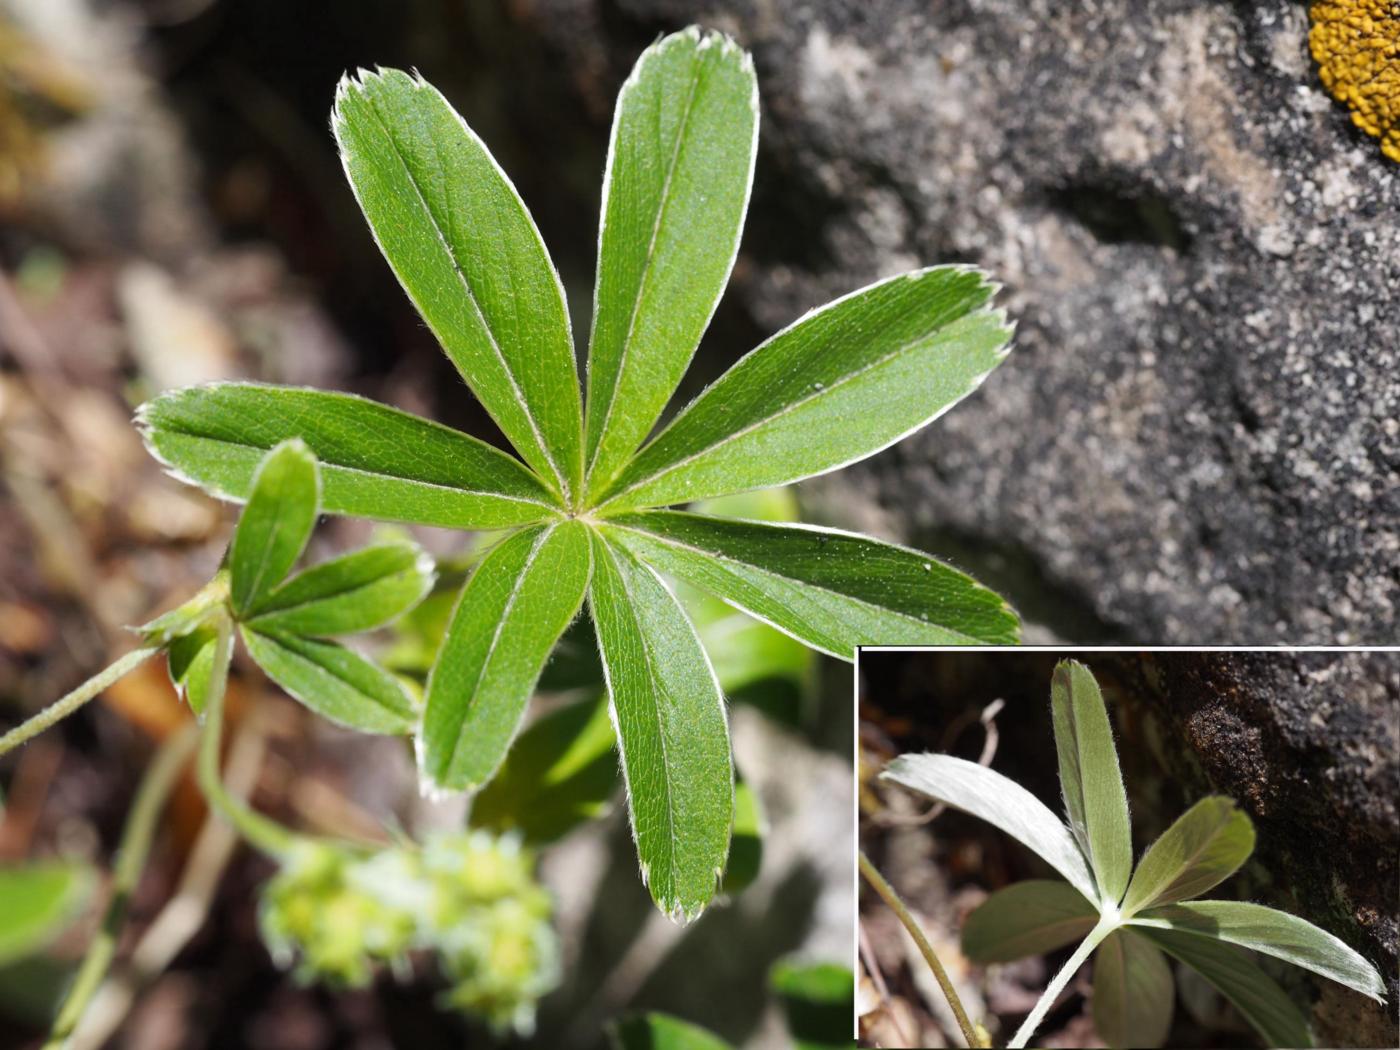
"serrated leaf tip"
333,69,366,103
412,733,457,802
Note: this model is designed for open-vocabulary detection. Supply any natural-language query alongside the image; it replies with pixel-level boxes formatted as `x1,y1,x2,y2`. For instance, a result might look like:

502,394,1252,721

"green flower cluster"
259,830,559,1033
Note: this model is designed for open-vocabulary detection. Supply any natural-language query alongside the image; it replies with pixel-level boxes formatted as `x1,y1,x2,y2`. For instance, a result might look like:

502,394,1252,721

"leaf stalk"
859,850,984,1048
42,721,199,1050
1007,913,1118,1049
0,647,160,759
194,622,298,857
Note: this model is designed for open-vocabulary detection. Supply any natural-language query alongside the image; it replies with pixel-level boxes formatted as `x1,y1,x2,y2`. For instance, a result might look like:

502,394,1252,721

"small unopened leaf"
1130,900,1386,1003
596,265,1011,512
1120,797,1255,916
334,68,584,501
584,26,758,498
1050,659,1132,906
1093,928,1174,1049
242,628,414,735
167,624,219,717
248,541,434,636
611,1013,733,1050
0,863,94,966
469,693,618,844
962,880,1098,963
1137,926,1313,1049
769,961,855,1050
139,576,227,646
420,522,591,792
720,773,763,897
228,440,320,616
138,383,559,530
603,511,1019,653
590,532,733,922
881,754,1098,902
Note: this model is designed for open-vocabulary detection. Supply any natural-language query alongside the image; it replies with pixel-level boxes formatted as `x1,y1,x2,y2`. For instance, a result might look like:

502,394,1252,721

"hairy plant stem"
859,850,983,1048
195,622,297,857
1007,914,1118,1049
0,647,160,758
42,721,199,1050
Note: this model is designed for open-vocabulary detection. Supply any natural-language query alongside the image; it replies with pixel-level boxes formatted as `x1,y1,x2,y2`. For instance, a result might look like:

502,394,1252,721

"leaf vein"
588,45,706,481
609,521,985,644
360,94,571,503
442,525,555,781
601,309,974,507
606,541,681,903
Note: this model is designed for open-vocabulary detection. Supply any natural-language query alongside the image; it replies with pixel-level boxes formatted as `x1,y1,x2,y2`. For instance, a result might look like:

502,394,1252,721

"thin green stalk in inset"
1008,914,1118,1048
42,721,198,1050
195,621,298,858
0,647,160,758
859,850,983,1049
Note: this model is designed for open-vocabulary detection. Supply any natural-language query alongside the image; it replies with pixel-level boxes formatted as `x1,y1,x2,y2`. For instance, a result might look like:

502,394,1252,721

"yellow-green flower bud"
255,831,559,1033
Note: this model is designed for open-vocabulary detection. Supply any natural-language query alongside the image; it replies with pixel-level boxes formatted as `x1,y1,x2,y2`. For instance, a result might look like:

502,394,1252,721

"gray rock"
526,0,1399,644
1107,650,1400,1041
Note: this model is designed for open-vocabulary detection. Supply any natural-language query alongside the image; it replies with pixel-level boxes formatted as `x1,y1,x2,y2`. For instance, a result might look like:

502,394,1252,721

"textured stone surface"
1110,650,1400,1040
525,0,1399,644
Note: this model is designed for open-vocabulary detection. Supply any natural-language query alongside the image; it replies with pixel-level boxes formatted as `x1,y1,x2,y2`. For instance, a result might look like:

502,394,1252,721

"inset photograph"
857,649,1398,1048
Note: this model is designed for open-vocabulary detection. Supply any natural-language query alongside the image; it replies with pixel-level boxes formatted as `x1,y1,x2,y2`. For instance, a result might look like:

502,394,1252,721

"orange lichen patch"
1309,0,1400,162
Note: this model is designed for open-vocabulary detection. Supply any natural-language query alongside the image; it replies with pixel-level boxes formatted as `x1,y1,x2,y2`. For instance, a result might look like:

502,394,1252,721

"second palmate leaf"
139,26,1018,921
883,660,1386,1048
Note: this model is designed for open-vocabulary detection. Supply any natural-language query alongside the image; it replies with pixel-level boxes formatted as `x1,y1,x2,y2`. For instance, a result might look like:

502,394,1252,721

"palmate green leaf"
247,540,435,637
595,266,1012,512
167,624,220,718
139,384,558,529
602,511,1019,654
334,69,583,502
468,693,618,845
1093,928,1174,1049
589,532,733,922
242,628,415,735
962,880,1098,963
1050,659,1132,906
1136,926,1313,1049
0,863,94,967
1120,797,1255,917
228,439,319,616
611,1013,733,1050
1130,900,1386,1002
420,522,591,793
881,754,1098,902
584,26,758,499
